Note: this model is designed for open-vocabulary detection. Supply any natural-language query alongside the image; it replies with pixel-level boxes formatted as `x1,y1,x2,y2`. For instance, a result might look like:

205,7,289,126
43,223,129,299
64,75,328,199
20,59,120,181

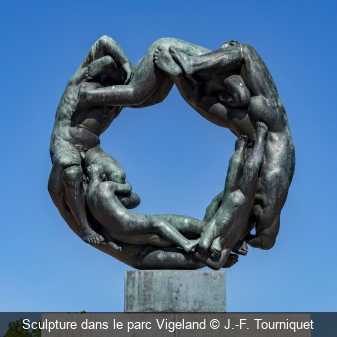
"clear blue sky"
0,0,336,312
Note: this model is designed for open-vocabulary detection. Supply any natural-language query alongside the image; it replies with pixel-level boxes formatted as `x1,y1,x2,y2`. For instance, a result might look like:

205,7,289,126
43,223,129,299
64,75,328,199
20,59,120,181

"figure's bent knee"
62,165,83,185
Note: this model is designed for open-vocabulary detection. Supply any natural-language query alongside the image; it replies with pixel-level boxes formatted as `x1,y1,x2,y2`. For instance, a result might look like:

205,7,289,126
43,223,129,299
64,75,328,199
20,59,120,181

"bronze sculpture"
49,36,295,270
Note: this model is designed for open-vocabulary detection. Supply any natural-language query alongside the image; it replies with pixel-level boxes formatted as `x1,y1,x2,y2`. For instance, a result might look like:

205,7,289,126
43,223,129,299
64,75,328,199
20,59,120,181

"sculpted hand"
75,56,120,112
210,236,224,258
107,238,123,252
86,56,116,81
122,62,133,84
198,221,219,254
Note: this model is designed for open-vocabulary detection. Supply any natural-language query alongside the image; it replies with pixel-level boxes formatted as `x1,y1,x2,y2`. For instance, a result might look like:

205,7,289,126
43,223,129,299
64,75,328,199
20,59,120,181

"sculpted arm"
78,35,132,84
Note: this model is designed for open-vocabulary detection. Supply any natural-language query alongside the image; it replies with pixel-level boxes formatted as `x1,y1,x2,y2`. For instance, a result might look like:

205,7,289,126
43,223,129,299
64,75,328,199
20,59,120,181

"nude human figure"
49,35,207,245
86,164,203,253
49,35,216,247
76,38,211,110
48,36,142,246
154,41,295,250
194,122,268,270
85,163,243,269
49,36,245,270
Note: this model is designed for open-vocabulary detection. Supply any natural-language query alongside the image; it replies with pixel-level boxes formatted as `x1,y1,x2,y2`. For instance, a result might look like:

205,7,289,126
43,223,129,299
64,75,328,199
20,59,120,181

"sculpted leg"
202,191,223,223
86,56,119,82
153,214,205,239
86,165,201,253
170,41,242,77
80,35,132,83
50,198,206,269
48,149,104,244
198,136,247,254
153,47,182,77
245,214,280,250
79,38,210,107
150,219,200,253
240,122,268,196
62,165,104,244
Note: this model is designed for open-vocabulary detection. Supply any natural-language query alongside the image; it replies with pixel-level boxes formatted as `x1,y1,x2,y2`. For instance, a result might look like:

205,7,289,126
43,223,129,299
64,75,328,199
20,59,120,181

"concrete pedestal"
125,270,226,312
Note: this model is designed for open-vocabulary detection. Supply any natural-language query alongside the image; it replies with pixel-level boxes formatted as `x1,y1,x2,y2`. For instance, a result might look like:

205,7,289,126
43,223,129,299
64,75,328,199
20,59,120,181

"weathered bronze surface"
49,36,295,270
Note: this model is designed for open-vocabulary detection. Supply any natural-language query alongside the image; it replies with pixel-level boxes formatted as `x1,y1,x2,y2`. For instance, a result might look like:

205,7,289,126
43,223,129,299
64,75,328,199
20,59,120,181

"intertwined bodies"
49,36,295,269
80,38,295,252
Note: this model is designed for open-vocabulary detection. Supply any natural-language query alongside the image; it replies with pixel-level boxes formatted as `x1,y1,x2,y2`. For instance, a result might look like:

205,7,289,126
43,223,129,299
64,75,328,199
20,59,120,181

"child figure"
195,121,268,269
86,163,202,253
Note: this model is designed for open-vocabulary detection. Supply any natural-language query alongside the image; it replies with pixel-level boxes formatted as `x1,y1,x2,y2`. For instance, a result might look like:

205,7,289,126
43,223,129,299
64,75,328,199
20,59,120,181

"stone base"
125,270,226,312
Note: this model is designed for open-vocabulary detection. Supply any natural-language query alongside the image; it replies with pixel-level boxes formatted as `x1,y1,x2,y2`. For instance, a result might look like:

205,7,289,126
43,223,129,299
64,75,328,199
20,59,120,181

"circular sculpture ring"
48,36,295,270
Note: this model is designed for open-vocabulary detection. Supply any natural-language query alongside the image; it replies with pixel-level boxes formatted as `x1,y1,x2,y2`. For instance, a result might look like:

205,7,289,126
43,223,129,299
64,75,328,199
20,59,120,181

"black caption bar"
1,313,336,336
42,313,312,336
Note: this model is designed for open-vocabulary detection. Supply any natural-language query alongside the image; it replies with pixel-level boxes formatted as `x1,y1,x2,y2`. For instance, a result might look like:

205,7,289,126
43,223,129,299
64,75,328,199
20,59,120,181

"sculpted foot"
86,55,117,81
210,250,221,258
183,238,200,253
81,228,105,244
169,46,194,76
107,240,123,252
255,121,268,139
153,47,182,76
235,135,248,151
102,228,123,252
222,253,239,268
232,240,248,256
